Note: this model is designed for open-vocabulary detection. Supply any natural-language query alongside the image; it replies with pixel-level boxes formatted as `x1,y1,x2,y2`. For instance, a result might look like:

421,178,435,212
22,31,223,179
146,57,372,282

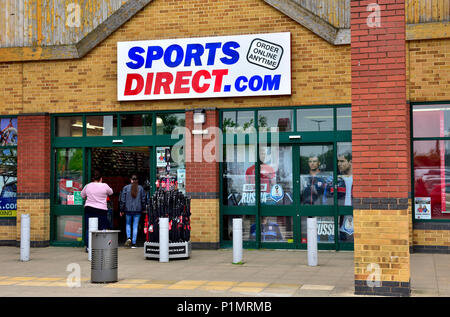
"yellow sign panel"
0,210,17,217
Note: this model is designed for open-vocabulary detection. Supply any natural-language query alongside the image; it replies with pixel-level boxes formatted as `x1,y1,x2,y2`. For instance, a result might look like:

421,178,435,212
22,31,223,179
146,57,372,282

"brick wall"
0,63,23,115
351,0,411,296
184,109,220,247
17,115,51,194
189,199,220,245
412,222,450,253
0,219,16,244
15,115,51,246
0,0,449,255
5,0,351,116
408,39,450,102
185,110,220,194
16,199,50,246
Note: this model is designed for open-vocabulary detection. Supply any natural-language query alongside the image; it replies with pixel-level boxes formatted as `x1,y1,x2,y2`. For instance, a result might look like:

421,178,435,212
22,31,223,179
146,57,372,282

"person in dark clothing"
120,175,146,248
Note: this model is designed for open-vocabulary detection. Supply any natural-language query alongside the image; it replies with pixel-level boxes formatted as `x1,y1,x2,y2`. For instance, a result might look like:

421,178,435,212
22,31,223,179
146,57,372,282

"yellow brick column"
189,198,220,247
354,206,411,296
16,199,50,247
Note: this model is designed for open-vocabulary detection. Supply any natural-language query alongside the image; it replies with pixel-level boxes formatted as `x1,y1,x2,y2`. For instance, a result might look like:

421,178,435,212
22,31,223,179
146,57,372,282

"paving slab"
0,246,448,297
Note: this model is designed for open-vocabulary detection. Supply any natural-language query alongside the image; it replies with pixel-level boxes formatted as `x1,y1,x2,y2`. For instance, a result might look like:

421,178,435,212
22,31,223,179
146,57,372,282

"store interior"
91,147,150,244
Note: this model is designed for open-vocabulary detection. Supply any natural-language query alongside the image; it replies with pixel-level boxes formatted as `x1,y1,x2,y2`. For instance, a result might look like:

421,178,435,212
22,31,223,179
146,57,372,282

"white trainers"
124,239,131,247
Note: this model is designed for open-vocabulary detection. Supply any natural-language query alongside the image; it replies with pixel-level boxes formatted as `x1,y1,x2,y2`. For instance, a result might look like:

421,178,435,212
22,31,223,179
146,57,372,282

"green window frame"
50,110,185,246
219,105,353,251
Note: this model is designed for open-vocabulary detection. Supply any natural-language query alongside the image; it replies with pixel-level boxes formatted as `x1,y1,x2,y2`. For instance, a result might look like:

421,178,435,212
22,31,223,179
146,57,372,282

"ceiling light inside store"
72,123,104,130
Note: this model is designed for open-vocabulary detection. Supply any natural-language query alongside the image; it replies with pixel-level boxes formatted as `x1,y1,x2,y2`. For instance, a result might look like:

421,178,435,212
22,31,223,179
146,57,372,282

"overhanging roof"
0,0,449,62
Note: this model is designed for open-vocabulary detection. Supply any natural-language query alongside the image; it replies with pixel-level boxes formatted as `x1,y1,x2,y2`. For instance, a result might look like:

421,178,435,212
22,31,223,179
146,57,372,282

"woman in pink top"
81,170,113,252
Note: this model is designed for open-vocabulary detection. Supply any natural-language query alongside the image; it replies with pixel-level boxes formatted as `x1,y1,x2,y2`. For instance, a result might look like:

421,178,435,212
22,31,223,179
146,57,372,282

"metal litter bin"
91,230,120,283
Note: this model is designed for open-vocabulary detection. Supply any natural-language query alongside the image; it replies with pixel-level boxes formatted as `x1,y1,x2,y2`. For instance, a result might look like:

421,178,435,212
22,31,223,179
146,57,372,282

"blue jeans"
126,213,141,244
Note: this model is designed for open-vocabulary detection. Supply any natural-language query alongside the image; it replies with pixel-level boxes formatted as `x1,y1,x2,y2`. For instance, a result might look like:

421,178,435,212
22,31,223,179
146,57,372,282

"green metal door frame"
49,111,185,246
218,105,354,251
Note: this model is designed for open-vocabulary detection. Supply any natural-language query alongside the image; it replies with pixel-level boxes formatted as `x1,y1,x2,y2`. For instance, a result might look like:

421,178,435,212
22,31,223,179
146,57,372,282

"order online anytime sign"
117,32,291,101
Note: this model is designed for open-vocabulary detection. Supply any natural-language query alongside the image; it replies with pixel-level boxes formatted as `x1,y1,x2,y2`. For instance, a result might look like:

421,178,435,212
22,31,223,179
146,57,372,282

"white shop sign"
117,32,291,101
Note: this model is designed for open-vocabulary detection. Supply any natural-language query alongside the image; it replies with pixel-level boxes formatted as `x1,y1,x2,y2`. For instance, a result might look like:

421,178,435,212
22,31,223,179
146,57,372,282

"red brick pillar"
351,1,411,296
16,114,51,247
185,109,220,248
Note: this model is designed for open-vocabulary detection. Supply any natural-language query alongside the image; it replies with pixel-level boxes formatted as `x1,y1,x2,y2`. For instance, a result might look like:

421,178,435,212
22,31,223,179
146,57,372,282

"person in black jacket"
120,175,146,248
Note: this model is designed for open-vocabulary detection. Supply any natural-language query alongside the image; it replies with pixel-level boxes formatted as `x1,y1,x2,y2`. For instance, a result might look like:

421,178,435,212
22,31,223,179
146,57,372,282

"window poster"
0,118,18,146
61,217,83,241
415,197,431,219
157,148,167,167
0,148,17,217
73,191,83,206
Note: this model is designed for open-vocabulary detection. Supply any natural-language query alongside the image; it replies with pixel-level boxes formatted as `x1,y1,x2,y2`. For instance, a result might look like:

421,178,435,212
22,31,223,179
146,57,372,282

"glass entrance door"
298,144,336,249
221,142,354,250
258,143,338,249
259,145,296,248
219,106,353,250
52,148,85,246
87,146,151,244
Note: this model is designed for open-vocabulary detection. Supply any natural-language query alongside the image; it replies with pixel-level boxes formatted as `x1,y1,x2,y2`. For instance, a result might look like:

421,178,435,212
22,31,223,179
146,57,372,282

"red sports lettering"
192,70,211,93
154,72,174,95
124,73,144,95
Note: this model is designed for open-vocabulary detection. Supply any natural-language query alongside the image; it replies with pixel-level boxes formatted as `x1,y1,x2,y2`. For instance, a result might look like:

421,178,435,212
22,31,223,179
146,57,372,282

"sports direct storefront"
3,0,450,298
116,32,354,251
117,33,291,100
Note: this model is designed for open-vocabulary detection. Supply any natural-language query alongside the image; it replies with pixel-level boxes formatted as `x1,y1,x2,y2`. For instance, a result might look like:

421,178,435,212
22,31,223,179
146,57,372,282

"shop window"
120,114,152,136
301,216,335,244
86,115,117,136
259,216,293,243
258,110,293,132
222,111,255,133
297,108,333,132
300,145,334,205
337,142,353,206
55,116,83,137
222,215,256,241
222,144,257,206
56,148,83,205
337,107,352,131
413,140,450,220
156,113,185,135
0,148,17,217
259,145,293,205
413,103,450,220
413,104,450,138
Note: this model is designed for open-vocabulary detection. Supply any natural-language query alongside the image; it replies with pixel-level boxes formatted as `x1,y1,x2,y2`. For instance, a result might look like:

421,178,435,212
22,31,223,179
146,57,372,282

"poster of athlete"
0,148,17,217
0,118,18,146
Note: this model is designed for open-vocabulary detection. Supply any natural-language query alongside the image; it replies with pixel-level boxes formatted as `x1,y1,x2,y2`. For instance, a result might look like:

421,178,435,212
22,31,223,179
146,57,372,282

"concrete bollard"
159,218,169,262
88,217,98,262
20,214,30,262
307,216,318,266
232,218,243,264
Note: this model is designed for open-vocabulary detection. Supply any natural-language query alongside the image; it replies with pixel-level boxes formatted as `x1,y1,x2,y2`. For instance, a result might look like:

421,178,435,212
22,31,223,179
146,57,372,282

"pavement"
0,246,449,297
